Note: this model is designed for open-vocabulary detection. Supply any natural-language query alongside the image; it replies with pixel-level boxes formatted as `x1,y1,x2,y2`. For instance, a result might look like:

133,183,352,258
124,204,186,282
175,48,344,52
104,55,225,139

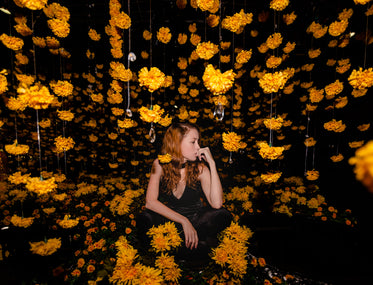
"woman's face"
180,128,200,162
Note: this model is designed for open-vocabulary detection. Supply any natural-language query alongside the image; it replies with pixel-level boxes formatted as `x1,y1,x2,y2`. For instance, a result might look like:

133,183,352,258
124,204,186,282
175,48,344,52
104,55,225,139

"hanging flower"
196,0,215,11
258,71,288,94
349,140,365,149
112,12,131,29
222,132,247,152
257,141,284,160
26,177,58,195
190,33,201,46
143,29,152,40
0,34,24,51
263,117,283,130
306,170,319,181
222,9,253,34
8,171,31,184
335,96,348,108
32,36,46,48
207,14,220,27
351,88,368,98
177,57,188,69
138,105,164,123
236,49,252,64
308,48,321,59
283,12,297,25
39,118,51,128
266,56,282,69
177,33,187,44
58,215,79,229
88,29,101,41
47,19,70,38
157,27,172,44
50,80,73,97
29,238,61,256
109,62,133,82
328,20,349,37
349,141,373,183
138,67,166,92
358,123,370,131
15,53,29,65
331,153,344,162
261,172,282,183
158,153,172,164
353,0,373,5
195,41,219,60
147,222,183,253
54,136,75,153
308,88,324,103
118,118,137,128
348,67,373,89
323,119,346,132
10,215,34,228
5,140,29,155
325,79,344,98
270,0,290,11
159,114,172,127
57,110,74,121
212,95,228,106
17,83,55,109
266,32,283,49
304,137,317,147
202,64,235,95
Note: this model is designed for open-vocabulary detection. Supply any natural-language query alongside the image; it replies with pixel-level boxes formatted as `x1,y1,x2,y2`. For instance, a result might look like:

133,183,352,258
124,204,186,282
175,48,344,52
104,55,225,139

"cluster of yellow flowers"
5,140,29,155
88,29,101,41
266,55,282,69
196,0,219,13
50,80,73,97
236,49,252,64
8,171,31,184
353,0,372,4
263,117,283,130
109,189,143,216
17,83,56,109
139,105,165,123
222,9,253,34
117,118,137,129
270,0,290,11
325,79,344,99
348,67,373,89
195,41,219,60
258,71,288,94
0,34,24,51
157,27,172,44
109,62,132,82
39,118,51,128
307,22,328,39
304,137,317,147
328,19,349,37
7,97,27,112
349,141,373,184
323,119,346,132
158,153,172,164
306,170,320,181
58,215,80,229
14,16,32,37
155,253,182,283
206,14,220,27
203,64,235,95
266,32,283,49
211,222,252,278
212,95,228,106
138,67,166,92
222,132,247,152
0,70,8,94
261,172,282,183
14,0,48,10
110,236,163,285
26,177,58,195
147,222,183,253
54,136,75,153
47,19,70,38
308,88,324,103
10,215,34,228
283,12,297,25
29,238,62,256
257,141,284,160
57,110,74,121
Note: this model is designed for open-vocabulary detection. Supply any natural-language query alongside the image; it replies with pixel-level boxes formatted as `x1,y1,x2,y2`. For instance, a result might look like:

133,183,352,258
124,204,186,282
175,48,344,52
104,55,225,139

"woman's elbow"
145,199,156,210
211,201,223,209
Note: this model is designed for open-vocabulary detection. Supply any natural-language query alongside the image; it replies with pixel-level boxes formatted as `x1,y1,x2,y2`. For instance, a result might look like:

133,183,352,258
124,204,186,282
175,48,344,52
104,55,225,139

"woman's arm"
145,159,198,249
198,147,223,209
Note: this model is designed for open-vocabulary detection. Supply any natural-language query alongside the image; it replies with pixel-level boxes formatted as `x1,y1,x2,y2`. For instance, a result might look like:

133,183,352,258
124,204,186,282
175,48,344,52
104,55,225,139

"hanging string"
126,0,132,116
364,5,369,69
149,0,153,108
36,110,43,178
218,0,222,70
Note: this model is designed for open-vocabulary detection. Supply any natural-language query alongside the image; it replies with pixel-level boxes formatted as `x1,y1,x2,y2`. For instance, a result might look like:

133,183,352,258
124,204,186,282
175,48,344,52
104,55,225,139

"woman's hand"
181,219,198,249
197,147,215,166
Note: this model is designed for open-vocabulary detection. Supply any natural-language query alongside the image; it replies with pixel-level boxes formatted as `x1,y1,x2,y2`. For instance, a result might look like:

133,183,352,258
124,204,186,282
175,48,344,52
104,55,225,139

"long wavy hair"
159,122,203,195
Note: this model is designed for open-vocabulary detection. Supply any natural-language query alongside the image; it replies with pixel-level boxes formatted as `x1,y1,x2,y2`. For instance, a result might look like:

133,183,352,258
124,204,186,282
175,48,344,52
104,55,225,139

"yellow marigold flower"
339,8,354,20
155,253,181,282
306,170,319,181
220,55,230,63
189,33,201,46
111,107,124,116
189,22,197,33
257,141,284,160
357,123,370,131
88,29,101,41
147,222,183,253
222,9,253,33
351,88,368,98
309,88,324,103
29,238,61,256
90,93,104,103
5,140,29,155
177,33,187,44
263,117,283,130
158,153,172,164
365,5,373,16
47,19,70,38
26,177,58,195
112,12,131,29
108,132,118,140
258,71,288,94
348,67,373,89
15,53,29,65
354,0,373,5
109,62,132,82
349,141,373,184
331,153,344,162
157,27,172,44
222,132,247,152
335,96,348,108
349,140,365,148
8,171,31,184
220,41,231,50
139,104,164,123
43,2,70,21
6,97,27,112
270,0,289,11
324,79,343,99
14,22,33,37
162,75,173,88
39,118,51,128
282,42,296,54
58,215,79,229
138,67,165,92
11,215,34,228
189,89,199,97
212,95,228,106
266,32,283,49
323,119,346,132
177,57,188,69
266,56,282,69
301,63,314,72
195,41,219,60
143,29,152,40
283,11,297,25
236,49,252,64
304,137,317,147
0,34,24,51
328,19,349,37
50,80,73,97
308,48,321,59
54,136,75,153
202,64,235,95
17,83,55,109
196,0,215,11
207,14,220,28
261,172,282,183
159,114,172,127
178,83,188,95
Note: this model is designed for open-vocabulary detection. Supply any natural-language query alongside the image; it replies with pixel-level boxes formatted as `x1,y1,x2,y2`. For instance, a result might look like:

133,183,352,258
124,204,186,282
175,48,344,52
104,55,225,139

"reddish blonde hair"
159,122,202,194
